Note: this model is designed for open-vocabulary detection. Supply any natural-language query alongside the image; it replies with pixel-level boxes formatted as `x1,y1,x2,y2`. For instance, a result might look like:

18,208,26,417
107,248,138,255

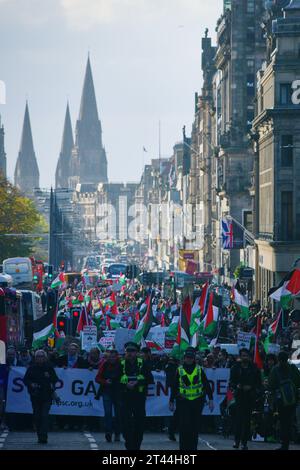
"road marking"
0,431,8,450
199,438,217,451
83,432,99,450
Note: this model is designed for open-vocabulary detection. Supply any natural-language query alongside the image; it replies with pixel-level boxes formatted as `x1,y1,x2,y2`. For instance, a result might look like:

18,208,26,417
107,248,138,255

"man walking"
23,350,59,444
230,348,262,450
169,347,214,450
269,351,300,450
119,342,153,450
96,349,122,442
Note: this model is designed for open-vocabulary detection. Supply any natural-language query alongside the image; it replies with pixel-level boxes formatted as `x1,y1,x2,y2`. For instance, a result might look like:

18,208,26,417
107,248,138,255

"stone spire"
0,116,6,178
70,56,108,187
14,102,40,194
55,103,74,188
78,55,100,125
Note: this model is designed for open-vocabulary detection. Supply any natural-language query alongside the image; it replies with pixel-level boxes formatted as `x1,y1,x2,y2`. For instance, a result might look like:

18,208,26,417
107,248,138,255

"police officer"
169,347,214,450
119,342,153,450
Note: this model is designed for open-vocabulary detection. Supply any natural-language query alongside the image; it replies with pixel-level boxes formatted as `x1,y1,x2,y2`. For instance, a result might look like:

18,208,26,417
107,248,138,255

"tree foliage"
0,174,41,259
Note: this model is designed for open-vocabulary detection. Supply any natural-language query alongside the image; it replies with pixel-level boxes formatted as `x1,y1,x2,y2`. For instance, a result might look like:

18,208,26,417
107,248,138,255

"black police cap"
184,347,196,357
124,342,140,352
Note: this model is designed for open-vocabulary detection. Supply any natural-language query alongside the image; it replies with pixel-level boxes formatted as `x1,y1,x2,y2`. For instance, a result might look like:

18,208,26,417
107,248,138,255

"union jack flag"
222,218,233,249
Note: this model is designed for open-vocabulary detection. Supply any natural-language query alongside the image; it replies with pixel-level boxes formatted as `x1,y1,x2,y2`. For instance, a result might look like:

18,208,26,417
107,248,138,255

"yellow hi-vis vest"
178,365,203,401
120,358,145,393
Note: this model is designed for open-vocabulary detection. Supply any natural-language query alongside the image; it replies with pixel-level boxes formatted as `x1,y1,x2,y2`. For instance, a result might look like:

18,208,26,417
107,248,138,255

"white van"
3,257,33,287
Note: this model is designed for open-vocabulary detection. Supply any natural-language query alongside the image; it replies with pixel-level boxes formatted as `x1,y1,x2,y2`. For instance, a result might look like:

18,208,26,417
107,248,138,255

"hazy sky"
0,0,223,188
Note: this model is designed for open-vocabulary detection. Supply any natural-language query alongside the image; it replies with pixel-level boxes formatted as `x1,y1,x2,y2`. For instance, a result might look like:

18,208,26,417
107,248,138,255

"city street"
1,431,300,451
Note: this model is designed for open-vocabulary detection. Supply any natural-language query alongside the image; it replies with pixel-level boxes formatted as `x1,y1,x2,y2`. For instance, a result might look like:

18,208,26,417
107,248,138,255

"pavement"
1,430,300,451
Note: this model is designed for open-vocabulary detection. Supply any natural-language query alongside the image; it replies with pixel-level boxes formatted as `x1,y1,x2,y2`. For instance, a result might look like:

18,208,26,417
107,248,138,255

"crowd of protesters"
1,275,300,450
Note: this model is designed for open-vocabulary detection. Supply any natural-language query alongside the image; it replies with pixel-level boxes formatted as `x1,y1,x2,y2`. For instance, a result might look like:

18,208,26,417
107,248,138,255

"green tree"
0,174,41,259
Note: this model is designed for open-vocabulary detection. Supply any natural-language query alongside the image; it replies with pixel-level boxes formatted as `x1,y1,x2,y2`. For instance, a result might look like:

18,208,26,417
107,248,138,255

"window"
247,27,255,43
281,135,293,167
247,74,255,97
243,210,253,234
247,0,255,13
280,84,292,105
224,0,231,11
281,192,293,241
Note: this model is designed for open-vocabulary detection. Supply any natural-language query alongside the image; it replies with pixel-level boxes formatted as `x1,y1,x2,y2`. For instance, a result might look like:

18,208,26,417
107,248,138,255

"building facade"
252,0,300,305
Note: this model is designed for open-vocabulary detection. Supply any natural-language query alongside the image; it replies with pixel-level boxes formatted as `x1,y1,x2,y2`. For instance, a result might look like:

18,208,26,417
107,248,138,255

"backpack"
275,366,297,407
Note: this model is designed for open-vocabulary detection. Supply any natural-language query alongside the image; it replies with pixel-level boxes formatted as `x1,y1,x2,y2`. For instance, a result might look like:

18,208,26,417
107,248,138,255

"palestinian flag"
269,269,300,310
109,292,118,315
133,291,154,344
254,316,263,370
198,334,209,352
199,282,209,318
134,311,140,329
77,307,92,334
94,311,104,329
232,281,250,320
145,340,164,352
51,272,65,289
110,317,122,330
119,274,126,286
203,292,221,336
264,310,282,353
190,297,201,337
171,296,191,358
32,311,56,349
167,316,179,338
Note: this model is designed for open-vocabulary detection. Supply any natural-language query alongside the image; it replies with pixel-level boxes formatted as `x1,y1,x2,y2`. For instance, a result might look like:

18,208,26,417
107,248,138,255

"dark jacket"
229,362,262,404
268,363,300,403
165,362,178,389
23,363,59,402
95,359,122,394
170,364,213,403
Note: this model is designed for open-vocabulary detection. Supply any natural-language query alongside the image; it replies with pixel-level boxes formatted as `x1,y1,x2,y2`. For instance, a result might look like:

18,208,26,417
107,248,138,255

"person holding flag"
169,347,214,450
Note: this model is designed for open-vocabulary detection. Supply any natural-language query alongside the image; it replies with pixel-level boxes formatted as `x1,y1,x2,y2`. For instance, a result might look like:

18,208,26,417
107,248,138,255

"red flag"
106,314,111,330
135,311,140,329
254,316,263,370
77,307,91,333
199,282,209,318
110,292,118,315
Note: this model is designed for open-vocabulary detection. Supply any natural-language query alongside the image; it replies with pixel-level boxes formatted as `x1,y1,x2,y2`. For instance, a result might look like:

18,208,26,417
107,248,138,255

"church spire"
78,56,99,124
19,101,35,158
70,55,108,187
14,102,40,194
0,115,6,178
56,103,74,189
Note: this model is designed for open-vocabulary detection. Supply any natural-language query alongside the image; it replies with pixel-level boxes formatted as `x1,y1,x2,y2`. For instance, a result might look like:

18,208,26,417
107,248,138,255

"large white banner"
6,367,229,416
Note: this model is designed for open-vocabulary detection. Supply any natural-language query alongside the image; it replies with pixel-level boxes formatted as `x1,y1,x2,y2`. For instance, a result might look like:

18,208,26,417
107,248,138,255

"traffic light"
33,273,39,285
57,315,67,335
48,265,53,280
71,308,81,336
